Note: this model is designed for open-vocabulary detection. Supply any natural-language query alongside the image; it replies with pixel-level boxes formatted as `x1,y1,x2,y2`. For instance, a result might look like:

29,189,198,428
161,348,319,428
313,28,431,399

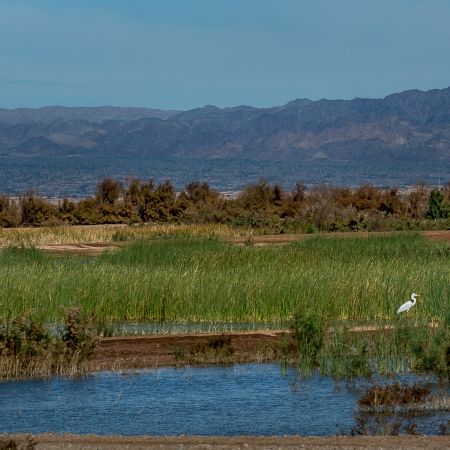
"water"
99,321,288,336
44,321,287,337
1,156,448,198
0,364,447,436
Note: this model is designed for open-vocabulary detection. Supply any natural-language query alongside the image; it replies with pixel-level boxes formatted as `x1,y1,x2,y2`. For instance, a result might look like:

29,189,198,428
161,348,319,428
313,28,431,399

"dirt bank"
89,331,285,371
3,433,450,449
88,323,438,371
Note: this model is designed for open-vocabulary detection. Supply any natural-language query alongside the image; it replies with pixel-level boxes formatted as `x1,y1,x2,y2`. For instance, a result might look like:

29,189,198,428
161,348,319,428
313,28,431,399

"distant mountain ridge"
1,87,450,162
0,106,179,124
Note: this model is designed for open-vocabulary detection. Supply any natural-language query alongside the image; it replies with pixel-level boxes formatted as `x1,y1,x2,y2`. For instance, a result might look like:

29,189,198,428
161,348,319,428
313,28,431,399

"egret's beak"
416,294,421,298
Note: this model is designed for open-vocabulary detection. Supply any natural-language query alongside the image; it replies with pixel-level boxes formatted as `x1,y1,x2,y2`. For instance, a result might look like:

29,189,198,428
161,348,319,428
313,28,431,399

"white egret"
397,293,420,314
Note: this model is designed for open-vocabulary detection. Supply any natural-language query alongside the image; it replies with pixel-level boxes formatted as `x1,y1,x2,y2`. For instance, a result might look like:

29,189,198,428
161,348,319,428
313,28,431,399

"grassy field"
0,233,448,324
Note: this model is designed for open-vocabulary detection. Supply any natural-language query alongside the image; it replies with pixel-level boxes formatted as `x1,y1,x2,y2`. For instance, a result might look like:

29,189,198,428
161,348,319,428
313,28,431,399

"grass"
0,233,448,325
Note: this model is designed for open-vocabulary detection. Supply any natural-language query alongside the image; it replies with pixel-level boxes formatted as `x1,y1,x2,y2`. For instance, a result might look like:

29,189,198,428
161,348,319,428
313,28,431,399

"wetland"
0,228,449,443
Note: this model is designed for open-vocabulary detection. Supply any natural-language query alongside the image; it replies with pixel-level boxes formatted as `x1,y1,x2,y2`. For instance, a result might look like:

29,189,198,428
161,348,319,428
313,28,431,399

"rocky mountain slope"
1,88,449,162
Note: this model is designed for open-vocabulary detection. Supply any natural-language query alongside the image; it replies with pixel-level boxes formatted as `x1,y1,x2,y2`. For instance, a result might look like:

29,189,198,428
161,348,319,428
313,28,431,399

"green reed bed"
319,317,450,379
0,233,448,325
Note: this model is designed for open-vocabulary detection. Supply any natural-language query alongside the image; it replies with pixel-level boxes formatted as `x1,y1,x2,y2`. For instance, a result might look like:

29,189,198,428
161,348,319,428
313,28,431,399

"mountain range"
1,87,450,162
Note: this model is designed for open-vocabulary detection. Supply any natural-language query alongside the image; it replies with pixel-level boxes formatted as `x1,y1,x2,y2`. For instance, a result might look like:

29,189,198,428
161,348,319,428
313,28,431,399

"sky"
1,0,450,109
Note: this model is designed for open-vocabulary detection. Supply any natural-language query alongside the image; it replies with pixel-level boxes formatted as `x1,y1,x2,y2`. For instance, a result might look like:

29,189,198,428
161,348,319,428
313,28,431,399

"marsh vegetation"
0,233,448,379
0,307,96,379
0,232,448,439
0,233,448,324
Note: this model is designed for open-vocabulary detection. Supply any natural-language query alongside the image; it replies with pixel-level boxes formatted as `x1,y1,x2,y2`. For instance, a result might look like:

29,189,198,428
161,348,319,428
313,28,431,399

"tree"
125,178,143,207
183,181,219,204
96,178,122,205
407,182,428,219
237,179,276,210
20,192,58,226
352,185,381,211
139,180,176,222
379,188,405,216
0,196,20,227
58,198,77,224
427,189,449,219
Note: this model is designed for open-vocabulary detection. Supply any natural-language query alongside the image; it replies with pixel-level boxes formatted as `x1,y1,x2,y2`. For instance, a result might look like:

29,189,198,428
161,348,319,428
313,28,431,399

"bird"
397,293,420,314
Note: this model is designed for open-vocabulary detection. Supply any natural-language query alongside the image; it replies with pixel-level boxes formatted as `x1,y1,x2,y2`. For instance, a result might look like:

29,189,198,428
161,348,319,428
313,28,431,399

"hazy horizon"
1,85,450,112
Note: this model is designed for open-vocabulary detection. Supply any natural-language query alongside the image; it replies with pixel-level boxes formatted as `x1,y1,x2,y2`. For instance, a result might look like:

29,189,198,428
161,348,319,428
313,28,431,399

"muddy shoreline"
88,324,441,371
88,331,286,371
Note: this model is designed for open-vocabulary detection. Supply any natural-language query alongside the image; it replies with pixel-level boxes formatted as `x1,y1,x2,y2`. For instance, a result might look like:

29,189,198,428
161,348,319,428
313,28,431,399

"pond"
0,363,448,436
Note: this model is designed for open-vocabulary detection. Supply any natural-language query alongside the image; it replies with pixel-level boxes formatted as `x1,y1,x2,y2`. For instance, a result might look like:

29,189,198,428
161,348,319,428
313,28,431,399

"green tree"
139,180,176,222
427,189,449,219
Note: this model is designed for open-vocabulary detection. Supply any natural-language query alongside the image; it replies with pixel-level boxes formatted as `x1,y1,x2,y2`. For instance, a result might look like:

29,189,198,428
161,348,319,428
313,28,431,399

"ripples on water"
0,363,447,436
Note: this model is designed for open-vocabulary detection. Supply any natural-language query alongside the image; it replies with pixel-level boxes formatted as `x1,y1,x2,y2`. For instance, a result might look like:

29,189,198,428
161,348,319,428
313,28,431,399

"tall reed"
0,234,448,325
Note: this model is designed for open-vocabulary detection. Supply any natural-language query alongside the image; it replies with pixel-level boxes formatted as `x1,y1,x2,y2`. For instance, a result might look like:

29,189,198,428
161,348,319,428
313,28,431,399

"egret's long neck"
411,294,417,305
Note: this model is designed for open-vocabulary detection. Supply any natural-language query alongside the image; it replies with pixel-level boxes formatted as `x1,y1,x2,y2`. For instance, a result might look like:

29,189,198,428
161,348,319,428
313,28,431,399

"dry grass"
359,396,450,413
0,352,93,380
2,225,449,250
0,223,240,247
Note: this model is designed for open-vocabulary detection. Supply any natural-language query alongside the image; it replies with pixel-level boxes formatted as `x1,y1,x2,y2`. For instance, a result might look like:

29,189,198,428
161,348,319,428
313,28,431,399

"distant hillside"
1,88,450,162
0,106,179,124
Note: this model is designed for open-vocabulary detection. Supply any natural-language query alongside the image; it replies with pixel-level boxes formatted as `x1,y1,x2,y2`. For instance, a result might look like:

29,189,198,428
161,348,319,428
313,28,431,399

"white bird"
397,293,420,314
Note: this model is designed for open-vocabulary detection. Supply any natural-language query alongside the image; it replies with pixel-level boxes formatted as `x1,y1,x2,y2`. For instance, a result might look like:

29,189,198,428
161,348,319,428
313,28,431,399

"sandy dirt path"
3,433,450,449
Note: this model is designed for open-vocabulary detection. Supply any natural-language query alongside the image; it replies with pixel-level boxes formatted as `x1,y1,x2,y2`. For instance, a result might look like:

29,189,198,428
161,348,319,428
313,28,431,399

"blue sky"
1,0,450,109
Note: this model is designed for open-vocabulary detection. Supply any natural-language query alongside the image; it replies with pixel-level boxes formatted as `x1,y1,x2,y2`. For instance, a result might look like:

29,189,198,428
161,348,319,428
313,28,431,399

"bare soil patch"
89,331,285,371
88,323,438,371
229,230,450,246
422,229,450,243
227,231,379,246
37,242,120,256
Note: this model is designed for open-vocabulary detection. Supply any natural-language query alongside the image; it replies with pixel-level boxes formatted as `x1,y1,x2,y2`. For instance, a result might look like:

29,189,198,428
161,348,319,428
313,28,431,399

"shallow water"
103,321,287,336
47,321,288,337
0,364,447,436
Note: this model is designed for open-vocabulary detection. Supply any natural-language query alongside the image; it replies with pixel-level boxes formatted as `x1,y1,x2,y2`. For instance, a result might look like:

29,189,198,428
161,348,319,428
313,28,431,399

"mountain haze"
1,87,450,162
0,106,179,124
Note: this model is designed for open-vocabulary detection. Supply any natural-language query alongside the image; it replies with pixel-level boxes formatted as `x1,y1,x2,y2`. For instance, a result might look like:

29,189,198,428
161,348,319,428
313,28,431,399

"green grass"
0,233,448,324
